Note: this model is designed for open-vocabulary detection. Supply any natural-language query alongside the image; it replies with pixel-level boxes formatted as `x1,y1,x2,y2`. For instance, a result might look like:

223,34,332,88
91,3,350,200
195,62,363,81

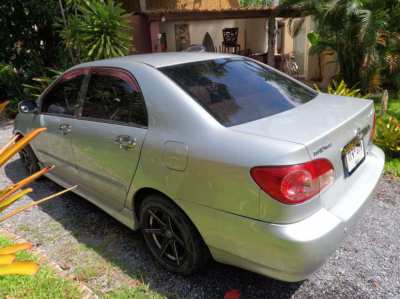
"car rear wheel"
19,145,40,176
139,194,210,275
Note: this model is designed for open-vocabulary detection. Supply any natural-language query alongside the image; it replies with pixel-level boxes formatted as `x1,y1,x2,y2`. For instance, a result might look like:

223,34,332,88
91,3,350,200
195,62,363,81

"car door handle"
114,135,136,150
59,123,72,135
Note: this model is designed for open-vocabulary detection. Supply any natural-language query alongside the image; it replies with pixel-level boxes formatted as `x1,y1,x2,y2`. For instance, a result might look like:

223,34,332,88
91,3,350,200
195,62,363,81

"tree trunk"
267,17,276,68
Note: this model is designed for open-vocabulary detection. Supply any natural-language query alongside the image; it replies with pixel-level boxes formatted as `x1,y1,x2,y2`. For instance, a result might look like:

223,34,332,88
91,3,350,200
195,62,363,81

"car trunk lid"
232,94,375,209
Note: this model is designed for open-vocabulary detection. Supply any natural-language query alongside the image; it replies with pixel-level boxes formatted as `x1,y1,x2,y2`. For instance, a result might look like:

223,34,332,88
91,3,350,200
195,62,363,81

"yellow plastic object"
0,166,51,203
0,185,13,197
0,188,33,212
0,243,32,255
0,185,77,223
0,255,16,265
0,128,46,167
0,134,19,157
0,262,39,275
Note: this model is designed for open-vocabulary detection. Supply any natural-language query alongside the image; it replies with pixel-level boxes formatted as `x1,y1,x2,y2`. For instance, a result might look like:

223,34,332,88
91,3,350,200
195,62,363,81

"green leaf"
60,0,132,62
307,31,320,46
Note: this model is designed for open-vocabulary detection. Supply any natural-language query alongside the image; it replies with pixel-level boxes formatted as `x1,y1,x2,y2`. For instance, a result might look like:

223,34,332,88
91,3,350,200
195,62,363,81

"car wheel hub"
143,208,187,266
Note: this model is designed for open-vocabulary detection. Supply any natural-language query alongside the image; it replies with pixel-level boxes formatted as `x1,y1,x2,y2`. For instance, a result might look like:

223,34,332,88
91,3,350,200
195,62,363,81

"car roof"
73,52,237,69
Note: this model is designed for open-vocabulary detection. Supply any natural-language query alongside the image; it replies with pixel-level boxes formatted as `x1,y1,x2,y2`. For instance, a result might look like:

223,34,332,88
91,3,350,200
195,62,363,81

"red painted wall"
130,14,152,54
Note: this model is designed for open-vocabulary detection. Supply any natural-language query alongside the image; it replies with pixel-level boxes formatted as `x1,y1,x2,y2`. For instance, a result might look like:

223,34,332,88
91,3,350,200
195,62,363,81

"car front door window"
82,72,147,127
41,74,85,116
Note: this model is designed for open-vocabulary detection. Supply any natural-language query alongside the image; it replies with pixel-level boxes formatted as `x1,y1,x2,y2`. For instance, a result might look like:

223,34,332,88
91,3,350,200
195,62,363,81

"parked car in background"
14,52,384,281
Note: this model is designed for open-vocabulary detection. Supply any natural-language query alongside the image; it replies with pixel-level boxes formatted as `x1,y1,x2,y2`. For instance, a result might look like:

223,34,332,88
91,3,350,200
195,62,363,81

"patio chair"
221,28,240,54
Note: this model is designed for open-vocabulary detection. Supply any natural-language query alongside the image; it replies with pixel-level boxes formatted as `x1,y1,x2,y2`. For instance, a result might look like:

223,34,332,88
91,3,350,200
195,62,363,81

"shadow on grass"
4,159,302,299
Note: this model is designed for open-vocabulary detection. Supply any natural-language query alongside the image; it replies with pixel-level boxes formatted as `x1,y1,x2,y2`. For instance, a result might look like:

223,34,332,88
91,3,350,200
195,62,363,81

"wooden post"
267,17,276,68
381,89,388,117
150,21,161,52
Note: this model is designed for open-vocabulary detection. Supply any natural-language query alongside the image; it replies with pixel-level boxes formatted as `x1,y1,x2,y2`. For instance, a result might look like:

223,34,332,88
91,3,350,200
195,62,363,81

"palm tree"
280,0,396,91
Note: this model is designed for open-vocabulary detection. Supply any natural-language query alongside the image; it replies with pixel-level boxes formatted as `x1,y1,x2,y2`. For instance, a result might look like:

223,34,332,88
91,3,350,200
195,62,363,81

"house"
121,0,337,84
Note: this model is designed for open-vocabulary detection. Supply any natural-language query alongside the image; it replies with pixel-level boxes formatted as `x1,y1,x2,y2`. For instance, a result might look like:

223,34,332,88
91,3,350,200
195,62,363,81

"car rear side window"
160,58,317,126
82,72,147,127
41,74,84,116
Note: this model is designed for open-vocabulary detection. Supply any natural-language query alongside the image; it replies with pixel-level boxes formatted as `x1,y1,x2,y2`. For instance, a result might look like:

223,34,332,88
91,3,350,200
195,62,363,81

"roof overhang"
141,7,301,22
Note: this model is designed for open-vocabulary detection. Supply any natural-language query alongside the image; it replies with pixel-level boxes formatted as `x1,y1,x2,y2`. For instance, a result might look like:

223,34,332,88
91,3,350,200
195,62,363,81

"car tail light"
250,159,334,204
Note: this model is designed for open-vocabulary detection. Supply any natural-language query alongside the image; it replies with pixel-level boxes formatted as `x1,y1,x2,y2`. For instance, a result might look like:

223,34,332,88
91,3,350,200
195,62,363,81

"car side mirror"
18,100,38,114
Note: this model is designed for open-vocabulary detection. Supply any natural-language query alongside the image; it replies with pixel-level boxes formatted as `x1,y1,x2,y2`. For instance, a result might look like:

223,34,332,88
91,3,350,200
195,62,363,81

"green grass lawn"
102,286,166,299
374,97,400,177
375,98,400,119
0,235,81,299
385,158,400,177
0,235,167,298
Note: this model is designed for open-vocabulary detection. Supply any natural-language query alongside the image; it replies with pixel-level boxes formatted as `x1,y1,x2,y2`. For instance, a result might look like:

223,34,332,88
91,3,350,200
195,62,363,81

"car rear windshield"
160,58,317,126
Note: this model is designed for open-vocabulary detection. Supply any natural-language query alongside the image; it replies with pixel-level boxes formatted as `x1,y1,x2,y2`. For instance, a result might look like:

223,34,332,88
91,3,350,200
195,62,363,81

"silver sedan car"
14,52,384,281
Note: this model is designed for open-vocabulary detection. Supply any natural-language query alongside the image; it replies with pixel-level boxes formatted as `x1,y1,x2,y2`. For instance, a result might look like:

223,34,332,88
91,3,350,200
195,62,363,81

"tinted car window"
82,73,147,126
161,58,317,126
41,75,84,116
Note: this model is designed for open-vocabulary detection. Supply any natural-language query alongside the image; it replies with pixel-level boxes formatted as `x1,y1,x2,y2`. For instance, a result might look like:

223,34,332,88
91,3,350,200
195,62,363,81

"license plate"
342,138,365,175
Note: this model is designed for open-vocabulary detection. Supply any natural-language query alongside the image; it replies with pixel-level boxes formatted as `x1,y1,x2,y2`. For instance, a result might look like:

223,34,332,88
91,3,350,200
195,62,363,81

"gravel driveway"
0,123,399,298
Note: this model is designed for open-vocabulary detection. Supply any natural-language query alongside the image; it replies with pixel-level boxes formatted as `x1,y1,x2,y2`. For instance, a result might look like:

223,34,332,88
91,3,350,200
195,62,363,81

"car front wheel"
139,194,210,275
19,144,40,176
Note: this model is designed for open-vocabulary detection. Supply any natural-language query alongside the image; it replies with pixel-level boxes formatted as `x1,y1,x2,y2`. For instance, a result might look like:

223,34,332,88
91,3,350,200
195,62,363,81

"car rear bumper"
194,145,384,282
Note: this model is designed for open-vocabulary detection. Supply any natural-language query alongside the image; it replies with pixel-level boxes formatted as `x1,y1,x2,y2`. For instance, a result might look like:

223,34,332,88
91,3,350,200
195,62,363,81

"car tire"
19,144,40,176
139,194,210,275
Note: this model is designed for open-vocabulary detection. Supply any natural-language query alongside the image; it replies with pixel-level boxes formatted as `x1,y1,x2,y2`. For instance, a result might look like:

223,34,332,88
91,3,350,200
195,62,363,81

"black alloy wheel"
139,195,210,275
19,145,40,176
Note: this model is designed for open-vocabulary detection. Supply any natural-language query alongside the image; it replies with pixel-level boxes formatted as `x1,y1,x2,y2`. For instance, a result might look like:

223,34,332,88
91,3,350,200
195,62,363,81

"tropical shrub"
0,64,63,117
0,0,60,71
374,115,400,155
1,0,134,119
22,68,63,99
0,63,26,118
0,64,20,95
315,80,368,98
60,0,133,62
0,0,68,118
281,0,400,93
